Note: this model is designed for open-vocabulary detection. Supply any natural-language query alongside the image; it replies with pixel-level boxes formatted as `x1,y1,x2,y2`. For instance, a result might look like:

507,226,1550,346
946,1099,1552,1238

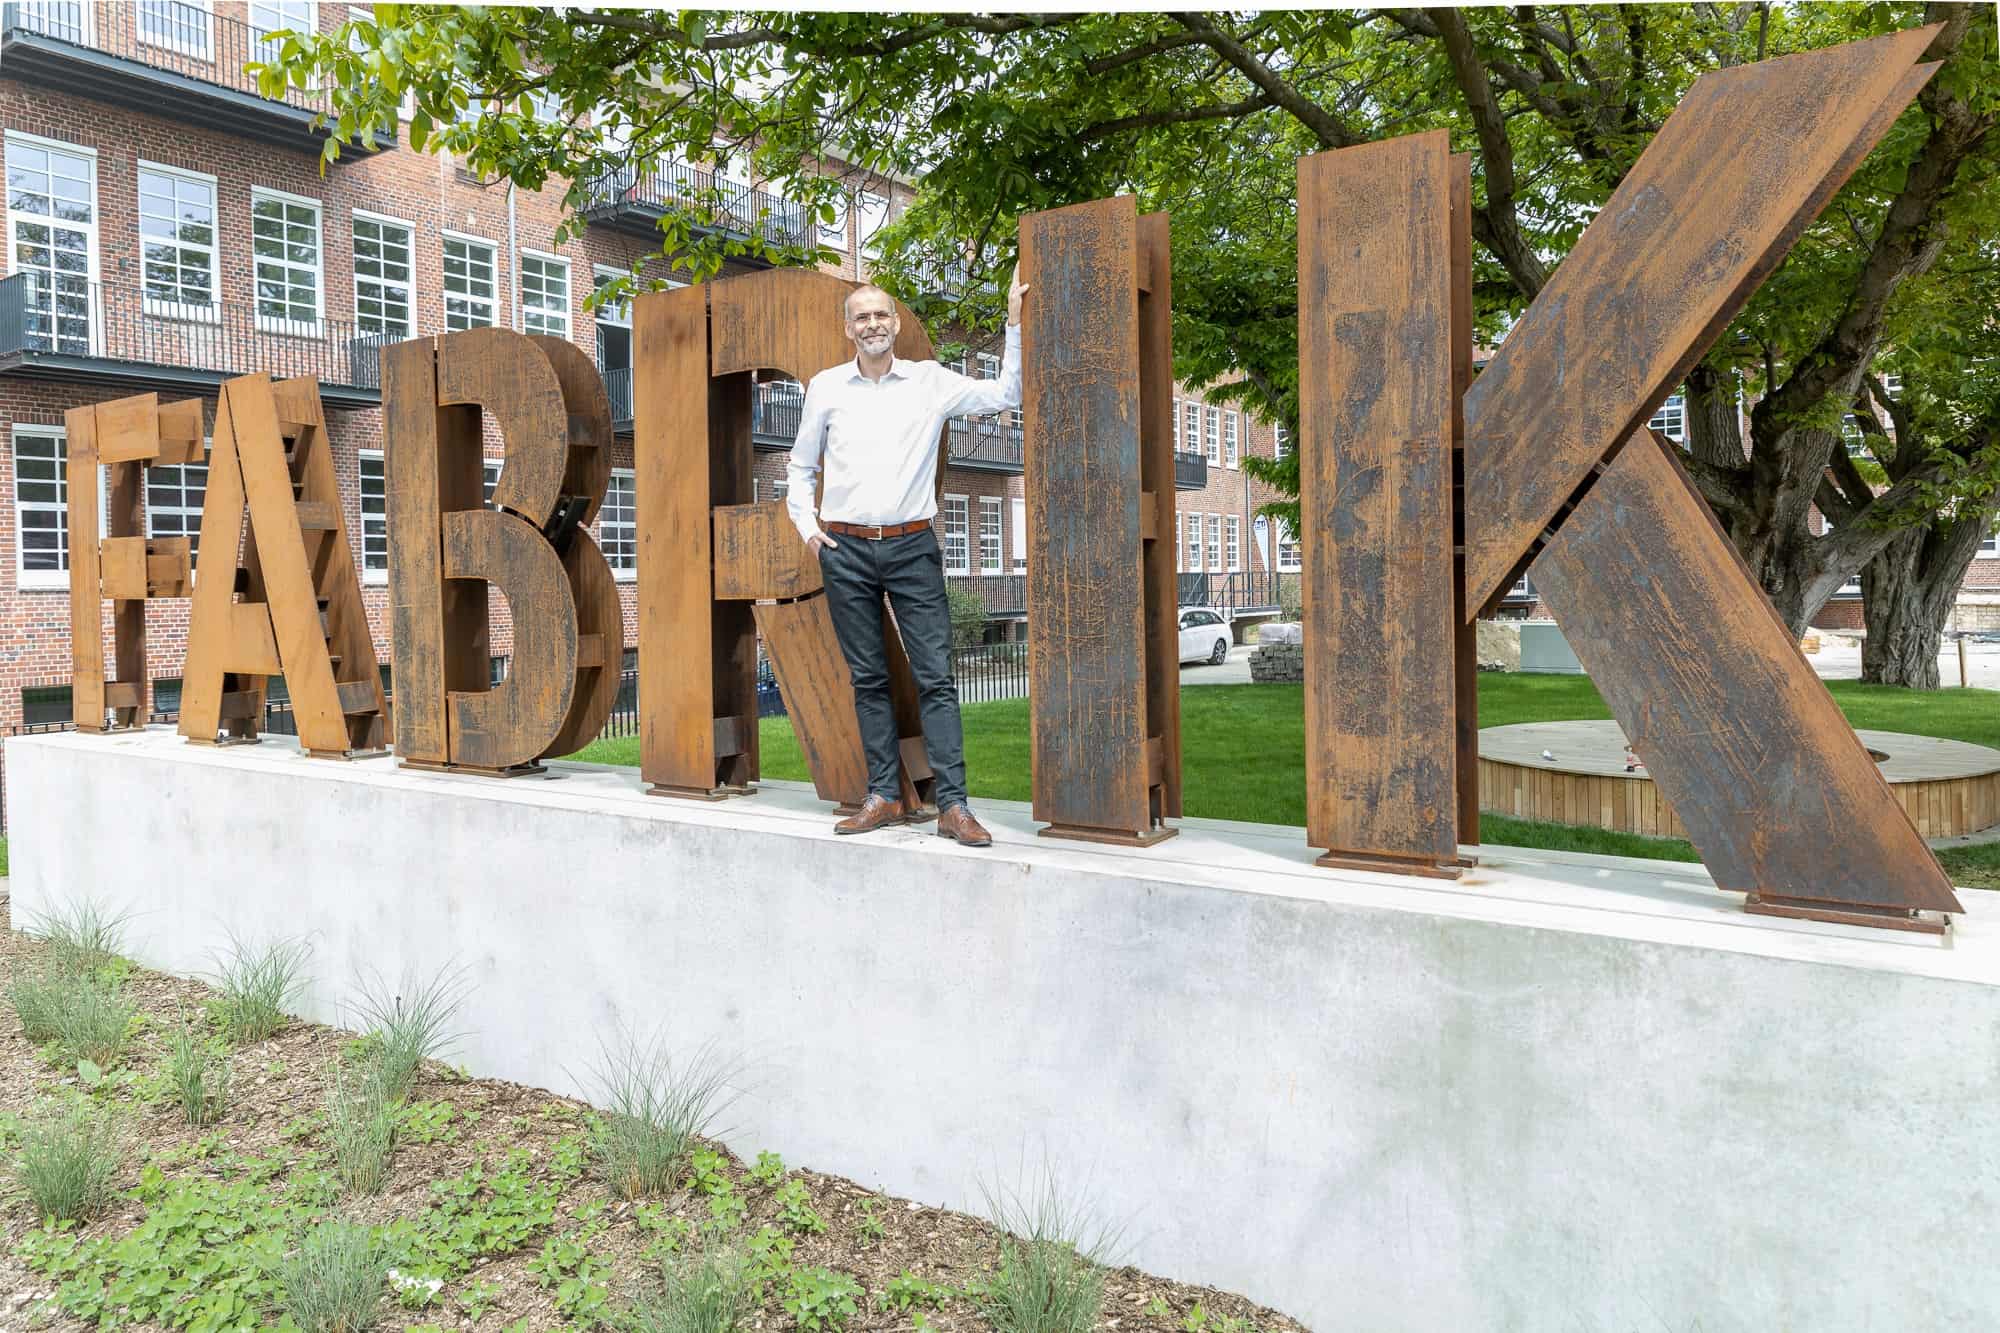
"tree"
272,4,2000,684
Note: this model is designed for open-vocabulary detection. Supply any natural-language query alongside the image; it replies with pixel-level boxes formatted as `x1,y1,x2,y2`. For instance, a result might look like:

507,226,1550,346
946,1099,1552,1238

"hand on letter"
1007,264,1029,326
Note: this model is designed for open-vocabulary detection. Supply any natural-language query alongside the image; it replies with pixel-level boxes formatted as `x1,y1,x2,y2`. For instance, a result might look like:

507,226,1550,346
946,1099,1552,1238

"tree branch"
1169,12,1364,148
1680,453,1754,517
1085,29,1215,76
1080,94,1278,141
1435,6,1551,297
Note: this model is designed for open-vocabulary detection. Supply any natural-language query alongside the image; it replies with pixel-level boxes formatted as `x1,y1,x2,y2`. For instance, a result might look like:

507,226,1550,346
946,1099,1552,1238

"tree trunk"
1860,512,1992,688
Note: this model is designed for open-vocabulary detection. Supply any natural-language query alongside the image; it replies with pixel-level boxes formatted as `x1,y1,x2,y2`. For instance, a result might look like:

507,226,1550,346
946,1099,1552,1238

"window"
600,470,636,578
520,251,569,337
1181,401,1201,457
15,4,88,43
14,425,69,587
942,495,969,574
820,189,850,248
1978,524,1998,559
591,266,632,328
1010,498,1026,573
148,458,208,559
358,450,387,581
21,683,72,726
975,351,999,381
138,164,217,317
352,212,413,338
250,0,314,64
1223,412,1239,469
1175,513,1183,572
1203,406,1220,465
1226,515,1241,572
528,88,562,124
7,133,97,356
857,189,889,259
1274,424,1292,460
481,458,502,506
139,0,211,58
753,478,789,503
251,188,321,332
1883,373,1903,401
978,496,1003,574
443,233,498,330
1189,510,1205,571
1649,393,1685,444
1207,514,1222,571
1276,518,1301,573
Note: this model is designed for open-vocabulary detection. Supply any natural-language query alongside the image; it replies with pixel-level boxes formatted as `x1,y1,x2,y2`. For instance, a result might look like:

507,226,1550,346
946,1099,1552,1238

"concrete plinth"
8,728,2000,1330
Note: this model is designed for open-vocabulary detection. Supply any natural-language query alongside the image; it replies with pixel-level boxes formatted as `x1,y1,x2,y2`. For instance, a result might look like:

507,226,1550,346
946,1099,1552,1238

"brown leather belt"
825,519,932,540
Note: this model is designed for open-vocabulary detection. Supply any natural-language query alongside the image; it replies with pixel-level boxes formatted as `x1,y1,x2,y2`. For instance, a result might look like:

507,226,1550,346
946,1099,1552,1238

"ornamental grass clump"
979,1170,1121,1333
27,898,131,978
274,1216,393,1333
630,1243,751,1333
584,1033,736,1201
165,1014,232,1127
7,963,65,1044
15,1098,121,1224
210,933,313,1042
50,970,137,1070
348,962,471,1102
324,1060,398,1196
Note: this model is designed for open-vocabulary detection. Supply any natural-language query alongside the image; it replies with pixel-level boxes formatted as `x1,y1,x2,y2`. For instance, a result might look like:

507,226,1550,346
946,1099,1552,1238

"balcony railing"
1177,570,1293,615
1175,449,1208,489
581,160,813,253
950,573,1026,617
0,2,391,155
0,273,391,403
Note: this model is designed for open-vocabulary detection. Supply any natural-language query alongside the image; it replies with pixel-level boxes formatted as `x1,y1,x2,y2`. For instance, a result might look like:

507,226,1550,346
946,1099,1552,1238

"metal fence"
580,159,813,252
1178,570,1296,616
0,273,391,392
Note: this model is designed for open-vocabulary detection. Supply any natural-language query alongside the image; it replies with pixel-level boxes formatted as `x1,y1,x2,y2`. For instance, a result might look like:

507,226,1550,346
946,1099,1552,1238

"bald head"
842,283,894,320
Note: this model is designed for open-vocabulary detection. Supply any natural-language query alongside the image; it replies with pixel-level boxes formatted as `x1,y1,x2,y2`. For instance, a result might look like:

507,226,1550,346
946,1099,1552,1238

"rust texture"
1528,431,1964,919
1021,196,1179,845
636,269,940,809
1298,133,1461,874
1462,26,1940,609
384,331,616,774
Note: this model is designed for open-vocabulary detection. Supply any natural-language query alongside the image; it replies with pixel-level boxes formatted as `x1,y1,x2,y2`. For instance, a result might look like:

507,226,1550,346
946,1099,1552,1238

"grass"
325,1059,398,1196
631,1243,752,1333
16,1097,121,1224
273,1217,393,1333
49,970,138,1069
26,897,132,978
210,933,313,1042
980,1171,1118,1333
164,1014,232,1126
584,1033,736,1201
567,675,2000,884
347,962,470,1102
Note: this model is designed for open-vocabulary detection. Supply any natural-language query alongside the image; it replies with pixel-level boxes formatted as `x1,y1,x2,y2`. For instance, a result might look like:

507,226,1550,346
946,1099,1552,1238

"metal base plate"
646,783,743,802
1745,894,1950,936
1039,823,1179,848
1315,849,1465,880
305,748,389,762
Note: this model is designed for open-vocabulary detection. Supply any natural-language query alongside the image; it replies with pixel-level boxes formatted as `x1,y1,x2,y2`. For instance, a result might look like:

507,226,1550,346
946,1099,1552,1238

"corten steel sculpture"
633,270,941,810
1301,26,1961,930
383,328,622,774
65,391,203,731
179,376,389,755
65,378,388,755
1298,135,1478,877
1020,197,1182,845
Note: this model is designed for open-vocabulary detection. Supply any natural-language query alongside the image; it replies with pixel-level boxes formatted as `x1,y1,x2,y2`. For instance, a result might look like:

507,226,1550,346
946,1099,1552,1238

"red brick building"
0,2,1291,788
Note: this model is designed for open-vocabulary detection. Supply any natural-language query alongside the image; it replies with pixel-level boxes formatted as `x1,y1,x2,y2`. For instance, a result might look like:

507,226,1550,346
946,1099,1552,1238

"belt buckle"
868,524,886,540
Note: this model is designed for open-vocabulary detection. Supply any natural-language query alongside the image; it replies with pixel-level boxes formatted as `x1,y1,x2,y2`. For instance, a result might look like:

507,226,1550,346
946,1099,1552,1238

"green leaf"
77,1058,102,1086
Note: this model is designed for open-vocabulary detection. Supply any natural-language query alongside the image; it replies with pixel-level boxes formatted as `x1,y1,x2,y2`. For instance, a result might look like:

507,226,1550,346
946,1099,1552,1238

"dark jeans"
817,529,967,809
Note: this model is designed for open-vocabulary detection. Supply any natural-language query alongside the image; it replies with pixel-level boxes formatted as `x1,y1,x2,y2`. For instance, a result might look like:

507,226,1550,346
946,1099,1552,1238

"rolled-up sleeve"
786,377,831,542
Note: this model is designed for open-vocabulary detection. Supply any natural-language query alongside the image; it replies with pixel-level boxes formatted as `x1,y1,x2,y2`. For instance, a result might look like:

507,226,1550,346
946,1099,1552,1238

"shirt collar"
847,355,911,384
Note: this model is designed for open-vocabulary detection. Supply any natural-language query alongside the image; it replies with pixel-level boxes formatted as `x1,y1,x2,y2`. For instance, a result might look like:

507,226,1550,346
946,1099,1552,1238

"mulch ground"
0,884,1311,1333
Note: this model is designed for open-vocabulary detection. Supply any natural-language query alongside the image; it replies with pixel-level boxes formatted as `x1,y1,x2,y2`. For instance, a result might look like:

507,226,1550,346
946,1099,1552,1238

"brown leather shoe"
834,793,906,835
936,803,992,847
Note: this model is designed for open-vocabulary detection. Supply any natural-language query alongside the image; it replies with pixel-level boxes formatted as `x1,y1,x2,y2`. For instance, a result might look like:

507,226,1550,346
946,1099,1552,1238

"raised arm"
935,265,1029,419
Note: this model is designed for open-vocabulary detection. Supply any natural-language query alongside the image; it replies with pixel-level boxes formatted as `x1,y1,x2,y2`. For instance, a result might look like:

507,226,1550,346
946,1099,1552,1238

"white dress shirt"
786,325,1022,542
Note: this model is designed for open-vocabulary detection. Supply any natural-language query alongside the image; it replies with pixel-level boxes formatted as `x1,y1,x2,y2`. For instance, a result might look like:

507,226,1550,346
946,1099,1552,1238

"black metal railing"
2,0,332,116
605,365,632,423
1175,449,1208,489
0,273,391,391
948,417,1024,471
950,573,1026,616
756,381,803,439
581,160,813,252
1177,570,1294,616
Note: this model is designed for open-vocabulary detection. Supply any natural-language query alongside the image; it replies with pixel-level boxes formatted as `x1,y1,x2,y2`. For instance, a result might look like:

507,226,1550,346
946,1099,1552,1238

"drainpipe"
507,181,520,330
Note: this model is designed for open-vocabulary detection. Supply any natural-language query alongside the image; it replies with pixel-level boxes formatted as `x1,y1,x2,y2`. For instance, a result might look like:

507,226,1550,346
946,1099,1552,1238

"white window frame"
857,189,890,260
1203,406,1220,465
1010,497,1026,574
1207,514,1222,571
1978,525,1998,559
942,494,970,575
14,424,71,589
1175,512,1184,573
16,3,92,44
1276,518,1302,573
1223,411,1240,469
1226,515,1241,572
599,469,636,581
1171,398,1182,450
137,161,219,322
819,189,850,248
590,264,632,327
351,208,415,339
442,229,499,331
1649,393,1685,444
978,496,1003,575
139,0,213,60
6,131,100,358
1189,510,1205,572
1274,424,1292,460
519,248,570,338
147,454,209,561
1181,401,1201,457
250,185,323,336
358,448,388,583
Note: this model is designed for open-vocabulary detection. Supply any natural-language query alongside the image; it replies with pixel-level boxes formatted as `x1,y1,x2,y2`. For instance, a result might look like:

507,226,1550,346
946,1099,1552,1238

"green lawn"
569,675,2000,887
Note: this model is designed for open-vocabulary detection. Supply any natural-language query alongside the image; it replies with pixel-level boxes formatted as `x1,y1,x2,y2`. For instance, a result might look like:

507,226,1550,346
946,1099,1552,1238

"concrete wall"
9,730,2000,1330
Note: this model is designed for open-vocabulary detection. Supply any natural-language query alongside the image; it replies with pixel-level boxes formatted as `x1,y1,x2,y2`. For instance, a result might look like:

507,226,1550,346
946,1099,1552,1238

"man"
785,270,1028,847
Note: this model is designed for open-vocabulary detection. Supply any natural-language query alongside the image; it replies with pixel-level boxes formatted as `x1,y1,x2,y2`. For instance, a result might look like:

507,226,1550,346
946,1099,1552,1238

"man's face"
845,291,900,359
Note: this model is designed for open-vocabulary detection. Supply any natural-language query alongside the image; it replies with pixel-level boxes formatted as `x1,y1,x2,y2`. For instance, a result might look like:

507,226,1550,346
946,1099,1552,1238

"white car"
1178,607,1232,665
